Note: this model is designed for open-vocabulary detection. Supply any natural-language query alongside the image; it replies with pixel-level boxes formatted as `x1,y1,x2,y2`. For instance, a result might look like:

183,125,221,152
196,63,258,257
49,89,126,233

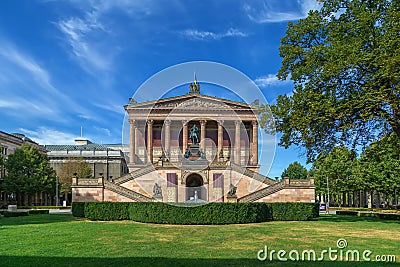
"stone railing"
230,163,276,185
237,181,285,202
114,164,156,185
72,177,102,186
282,178,315,187
104,181,153,202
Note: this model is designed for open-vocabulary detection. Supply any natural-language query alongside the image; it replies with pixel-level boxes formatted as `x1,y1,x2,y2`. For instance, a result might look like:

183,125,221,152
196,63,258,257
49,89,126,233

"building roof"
45,143,116,151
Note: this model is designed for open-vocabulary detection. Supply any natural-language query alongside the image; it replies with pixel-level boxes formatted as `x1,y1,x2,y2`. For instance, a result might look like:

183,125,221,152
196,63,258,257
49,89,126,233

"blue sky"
0,0,321,178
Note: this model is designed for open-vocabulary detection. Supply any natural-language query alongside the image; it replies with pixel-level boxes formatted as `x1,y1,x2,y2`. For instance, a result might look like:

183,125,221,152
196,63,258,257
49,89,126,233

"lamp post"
326,176,330,214
55,175,59,207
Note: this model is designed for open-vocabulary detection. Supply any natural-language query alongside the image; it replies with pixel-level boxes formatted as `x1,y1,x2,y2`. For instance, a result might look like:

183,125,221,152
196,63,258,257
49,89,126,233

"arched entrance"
186,173,204,201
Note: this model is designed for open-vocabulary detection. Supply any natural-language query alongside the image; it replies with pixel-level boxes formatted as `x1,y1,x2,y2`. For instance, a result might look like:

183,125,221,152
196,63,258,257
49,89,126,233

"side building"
45,138,129,183
0,131,46,206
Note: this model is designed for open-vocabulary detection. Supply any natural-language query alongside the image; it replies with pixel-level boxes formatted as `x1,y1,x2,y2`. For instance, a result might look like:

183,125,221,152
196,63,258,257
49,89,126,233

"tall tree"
312,146,358,205
3,144,56,205
355,133,400,204
59,157,92,197
281,161,308,179
261,0,400,162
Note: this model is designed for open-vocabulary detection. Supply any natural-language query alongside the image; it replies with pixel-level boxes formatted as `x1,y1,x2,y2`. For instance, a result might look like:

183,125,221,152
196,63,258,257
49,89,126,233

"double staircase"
230,163,276,185
104,180,153,202
237,181,285,202
113,164,156,185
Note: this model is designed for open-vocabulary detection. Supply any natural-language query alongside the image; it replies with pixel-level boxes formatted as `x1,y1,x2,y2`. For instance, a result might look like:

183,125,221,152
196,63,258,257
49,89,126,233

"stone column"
164,120,171,158
200,120,207,151
252,120,258,165
217,120,224,161
234,120,241,164
128,119,136,164
147,120,154,164
182,120,188,153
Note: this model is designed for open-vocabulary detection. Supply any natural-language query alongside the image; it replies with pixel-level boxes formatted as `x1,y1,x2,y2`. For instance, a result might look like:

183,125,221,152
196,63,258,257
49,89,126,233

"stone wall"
255,187,315,203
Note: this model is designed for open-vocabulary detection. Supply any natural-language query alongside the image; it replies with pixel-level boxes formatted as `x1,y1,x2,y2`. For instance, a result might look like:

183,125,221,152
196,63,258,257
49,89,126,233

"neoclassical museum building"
72,81,315,203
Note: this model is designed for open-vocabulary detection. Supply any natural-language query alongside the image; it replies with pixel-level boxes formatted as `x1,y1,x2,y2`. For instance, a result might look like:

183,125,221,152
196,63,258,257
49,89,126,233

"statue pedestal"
226,196,237,203
182,144,208,170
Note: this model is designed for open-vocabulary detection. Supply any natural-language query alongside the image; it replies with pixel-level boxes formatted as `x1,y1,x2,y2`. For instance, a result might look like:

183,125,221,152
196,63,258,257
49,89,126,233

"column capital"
147,119,154,125
252,120,258,126
128,119,137,126
200,120,207,126
217,120,224,126
164,119,171,126
182,120,188,126
234,120,241,126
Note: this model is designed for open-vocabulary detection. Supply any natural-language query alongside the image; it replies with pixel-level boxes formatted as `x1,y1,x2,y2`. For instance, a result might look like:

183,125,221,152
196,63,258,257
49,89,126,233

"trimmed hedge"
85,202,131,220
18,206,71,209
3,211,29,217
336,210,359,216
28,209,49,215
73,202,319,224
358,212,400,220
72,202,85,217
129,202,272,224
269,202,319,221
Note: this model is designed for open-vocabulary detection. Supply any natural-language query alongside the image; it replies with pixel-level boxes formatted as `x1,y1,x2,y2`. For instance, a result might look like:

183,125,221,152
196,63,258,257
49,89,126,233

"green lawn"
0,214,398,266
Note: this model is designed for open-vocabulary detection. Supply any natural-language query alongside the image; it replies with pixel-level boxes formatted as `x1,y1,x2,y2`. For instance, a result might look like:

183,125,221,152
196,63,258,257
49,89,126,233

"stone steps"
237,181,285,202
104,181,154,202
113,165,156,185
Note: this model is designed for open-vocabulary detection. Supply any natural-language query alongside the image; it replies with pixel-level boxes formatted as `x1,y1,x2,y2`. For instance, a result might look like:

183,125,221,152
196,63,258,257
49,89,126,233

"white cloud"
17,127,78,145
244,0,321,23
181,28,248,41
254,74,291,88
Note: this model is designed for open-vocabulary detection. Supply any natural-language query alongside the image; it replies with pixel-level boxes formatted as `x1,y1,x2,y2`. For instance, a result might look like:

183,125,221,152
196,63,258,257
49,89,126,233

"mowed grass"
0,214,399,267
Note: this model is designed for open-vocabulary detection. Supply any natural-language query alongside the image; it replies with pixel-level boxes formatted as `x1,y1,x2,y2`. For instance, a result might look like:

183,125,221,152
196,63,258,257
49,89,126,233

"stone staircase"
113,164,156,185
104,180,154,202
230,163,276,185
237,181,285,202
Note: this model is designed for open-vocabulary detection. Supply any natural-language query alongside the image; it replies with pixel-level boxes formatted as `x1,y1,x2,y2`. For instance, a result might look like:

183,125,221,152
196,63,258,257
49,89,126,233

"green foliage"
28,209,49,215
129,202,272,224
262,0,400,161
72,202,85,217
3,211,29,217
73,202,319,223
355,133,400,195
269,202,319,221
336,210,359,216
84,202,131,220
59,157,92,195
312,146,358,196
281,161,308,179
3,144,56,204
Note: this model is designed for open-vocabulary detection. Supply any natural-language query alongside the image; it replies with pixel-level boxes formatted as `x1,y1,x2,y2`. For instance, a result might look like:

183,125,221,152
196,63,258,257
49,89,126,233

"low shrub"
269,202,319,221
28,209,49,215
336,210,359,216
18,206,71,209
72,202,85,217
358,212,400,220
3,211,29,217
73,202,319,224
129,202,272,224
84,202,131,220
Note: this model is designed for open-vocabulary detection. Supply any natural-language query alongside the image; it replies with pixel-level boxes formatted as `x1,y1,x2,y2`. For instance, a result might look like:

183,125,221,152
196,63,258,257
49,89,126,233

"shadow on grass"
0,214,77,227
317,214,400,224
0,256,397,267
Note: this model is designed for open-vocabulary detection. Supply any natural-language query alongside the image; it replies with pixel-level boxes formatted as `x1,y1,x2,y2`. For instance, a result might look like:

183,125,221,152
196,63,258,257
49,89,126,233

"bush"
84,202,131,220
129,202,272,224
269,202,319,221
358,212,400,220
18,206,71,209
72,202,85,217
28,209,49,215
3,211,29,217
336,210,359,216
73,202,319,224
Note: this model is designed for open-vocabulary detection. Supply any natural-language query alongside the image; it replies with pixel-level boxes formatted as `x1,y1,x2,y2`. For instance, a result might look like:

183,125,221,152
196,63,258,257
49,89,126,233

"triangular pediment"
125,94,256,111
